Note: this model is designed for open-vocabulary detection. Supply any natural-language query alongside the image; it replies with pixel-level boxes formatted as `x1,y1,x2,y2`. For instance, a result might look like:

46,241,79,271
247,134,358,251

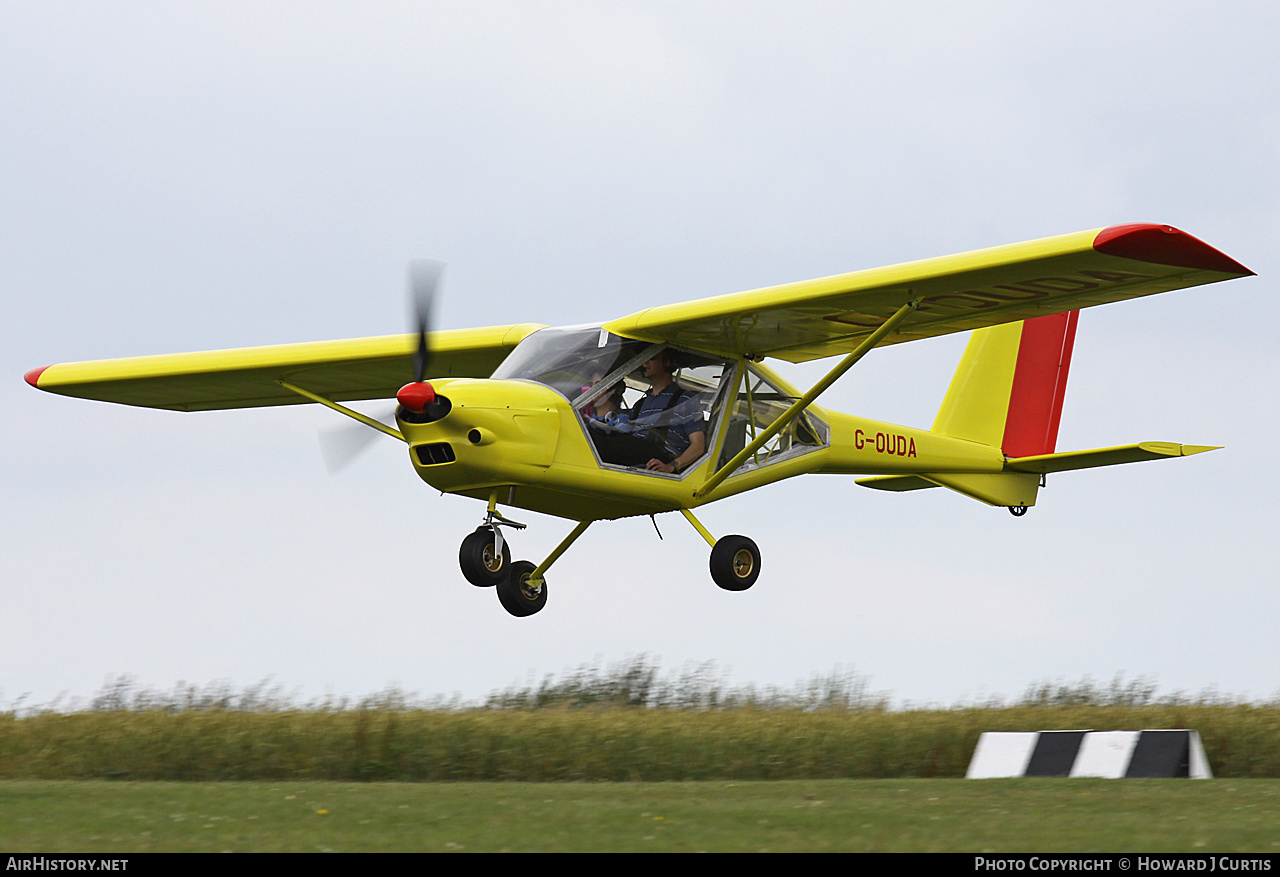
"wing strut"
278,380,407,443
695,298,919,498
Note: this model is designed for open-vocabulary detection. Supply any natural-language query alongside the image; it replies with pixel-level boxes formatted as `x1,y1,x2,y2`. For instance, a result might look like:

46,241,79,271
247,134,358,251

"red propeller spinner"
397,380,436,413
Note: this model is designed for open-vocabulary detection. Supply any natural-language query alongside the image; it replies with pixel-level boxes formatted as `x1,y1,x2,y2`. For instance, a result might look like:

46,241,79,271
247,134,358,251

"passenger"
589,382,630,427
631,352,706,474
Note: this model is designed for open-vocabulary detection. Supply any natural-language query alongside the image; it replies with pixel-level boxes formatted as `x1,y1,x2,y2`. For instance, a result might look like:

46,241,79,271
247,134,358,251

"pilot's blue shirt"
630,383,705,457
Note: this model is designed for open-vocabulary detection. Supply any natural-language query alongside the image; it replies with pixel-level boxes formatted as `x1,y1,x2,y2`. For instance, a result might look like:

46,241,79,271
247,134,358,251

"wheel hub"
482,544,503,573
518,575,542,599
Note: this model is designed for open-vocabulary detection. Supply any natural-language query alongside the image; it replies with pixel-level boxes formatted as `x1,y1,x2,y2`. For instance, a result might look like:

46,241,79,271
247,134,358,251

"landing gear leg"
496,520,591,618
461,492,527,587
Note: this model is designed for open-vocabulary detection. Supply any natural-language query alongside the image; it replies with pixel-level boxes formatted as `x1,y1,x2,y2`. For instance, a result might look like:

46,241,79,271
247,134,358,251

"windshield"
491,326,653,401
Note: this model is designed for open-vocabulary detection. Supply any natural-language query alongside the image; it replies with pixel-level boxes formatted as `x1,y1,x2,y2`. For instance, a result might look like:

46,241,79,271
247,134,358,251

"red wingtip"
1094,223,1254,275
24,365,50,388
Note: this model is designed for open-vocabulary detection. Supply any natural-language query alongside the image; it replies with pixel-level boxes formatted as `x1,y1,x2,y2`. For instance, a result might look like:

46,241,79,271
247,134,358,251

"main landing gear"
680,509,761,592
496,560,545,617
459,504,760,617
709,534,761,591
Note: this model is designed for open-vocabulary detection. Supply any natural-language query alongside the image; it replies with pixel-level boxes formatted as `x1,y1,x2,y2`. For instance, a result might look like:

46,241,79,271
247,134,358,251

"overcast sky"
3,1,1277,709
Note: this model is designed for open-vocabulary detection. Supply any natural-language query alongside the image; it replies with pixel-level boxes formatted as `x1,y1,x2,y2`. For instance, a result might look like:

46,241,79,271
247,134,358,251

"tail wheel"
459,527,509,587
710,535,760,591
497,560,547,617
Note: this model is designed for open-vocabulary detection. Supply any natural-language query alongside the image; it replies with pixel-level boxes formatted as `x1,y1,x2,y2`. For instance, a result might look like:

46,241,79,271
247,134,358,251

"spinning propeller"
318,260,445,473
397,259,444,414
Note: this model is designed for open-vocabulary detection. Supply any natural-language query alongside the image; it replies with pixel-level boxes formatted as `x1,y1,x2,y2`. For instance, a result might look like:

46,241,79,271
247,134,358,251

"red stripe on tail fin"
1001,310,1078,457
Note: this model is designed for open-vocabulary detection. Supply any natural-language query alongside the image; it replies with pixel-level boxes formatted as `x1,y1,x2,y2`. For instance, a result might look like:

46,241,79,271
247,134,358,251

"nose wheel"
459,508,527,587
459,526,510,587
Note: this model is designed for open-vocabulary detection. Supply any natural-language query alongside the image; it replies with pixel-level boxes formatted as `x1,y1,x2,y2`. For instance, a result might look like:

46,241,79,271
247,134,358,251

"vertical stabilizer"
932,311,1079,457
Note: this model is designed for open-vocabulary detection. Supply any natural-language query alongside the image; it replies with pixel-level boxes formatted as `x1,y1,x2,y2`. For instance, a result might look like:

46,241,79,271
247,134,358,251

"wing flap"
604,225,1251,362
26,323,545,411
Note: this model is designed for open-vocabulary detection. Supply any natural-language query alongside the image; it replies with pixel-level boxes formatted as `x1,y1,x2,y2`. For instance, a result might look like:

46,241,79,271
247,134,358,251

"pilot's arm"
646,429,706,474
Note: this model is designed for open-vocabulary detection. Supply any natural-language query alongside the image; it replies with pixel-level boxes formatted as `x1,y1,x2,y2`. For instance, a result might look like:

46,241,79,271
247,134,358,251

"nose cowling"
397,378,561,490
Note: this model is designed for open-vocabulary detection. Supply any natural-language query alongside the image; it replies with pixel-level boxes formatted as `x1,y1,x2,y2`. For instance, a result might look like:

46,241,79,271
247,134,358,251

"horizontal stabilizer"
1005,442,1219,475
856,472,1038,507
923,471,1041,507
857,443,1217,508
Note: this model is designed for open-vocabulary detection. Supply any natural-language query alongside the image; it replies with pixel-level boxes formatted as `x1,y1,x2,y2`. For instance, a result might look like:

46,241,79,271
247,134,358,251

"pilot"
631,351,706,474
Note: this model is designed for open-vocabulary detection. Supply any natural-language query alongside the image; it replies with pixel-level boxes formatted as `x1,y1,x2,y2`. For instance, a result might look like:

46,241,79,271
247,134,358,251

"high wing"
25,224,1251,411
25,324,546,411
604,224,1253,362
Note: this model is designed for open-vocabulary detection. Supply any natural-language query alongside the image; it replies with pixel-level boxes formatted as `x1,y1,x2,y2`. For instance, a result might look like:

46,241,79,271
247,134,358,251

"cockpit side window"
716,366,829,473
576,346,734,475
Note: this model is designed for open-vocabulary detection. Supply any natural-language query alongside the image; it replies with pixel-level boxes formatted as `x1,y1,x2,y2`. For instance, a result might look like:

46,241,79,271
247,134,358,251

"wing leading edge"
604,224,1252,362
26,324,546,411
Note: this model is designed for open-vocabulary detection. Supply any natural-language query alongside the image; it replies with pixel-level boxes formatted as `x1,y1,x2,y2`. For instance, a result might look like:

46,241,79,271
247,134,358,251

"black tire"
459,527,510,587
496,560,547,617
710,535,760,591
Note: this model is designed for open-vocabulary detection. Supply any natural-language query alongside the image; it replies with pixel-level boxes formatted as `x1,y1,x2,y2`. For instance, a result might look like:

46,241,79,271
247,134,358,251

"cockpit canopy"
492,325,828,476
490,325,653,400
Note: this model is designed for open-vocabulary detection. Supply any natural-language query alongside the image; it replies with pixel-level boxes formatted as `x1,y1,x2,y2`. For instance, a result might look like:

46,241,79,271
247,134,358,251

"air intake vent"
414,443,456,465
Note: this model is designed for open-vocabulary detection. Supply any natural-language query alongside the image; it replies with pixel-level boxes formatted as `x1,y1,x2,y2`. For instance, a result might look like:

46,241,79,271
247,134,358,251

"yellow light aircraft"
25,224,1252,617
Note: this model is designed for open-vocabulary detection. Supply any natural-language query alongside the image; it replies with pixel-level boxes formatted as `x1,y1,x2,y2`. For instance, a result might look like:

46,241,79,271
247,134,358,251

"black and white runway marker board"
965,730,1212,778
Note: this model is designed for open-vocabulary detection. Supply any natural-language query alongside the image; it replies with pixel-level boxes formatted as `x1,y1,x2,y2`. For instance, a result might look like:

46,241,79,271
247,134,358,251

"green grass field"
4,670,1277,851
3,779,1279,853
5,702,1279,782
